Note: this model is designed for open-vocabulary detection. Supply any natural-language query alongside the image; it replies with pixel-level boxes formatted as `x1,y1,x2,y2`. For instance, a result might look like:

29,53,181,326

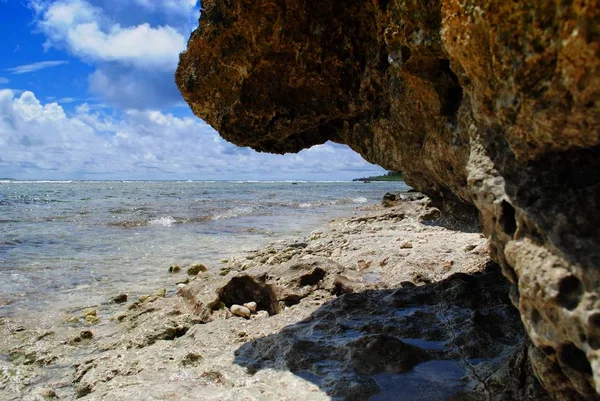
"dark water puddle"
402,338,446,350
369,359,466,401
363,270,381,284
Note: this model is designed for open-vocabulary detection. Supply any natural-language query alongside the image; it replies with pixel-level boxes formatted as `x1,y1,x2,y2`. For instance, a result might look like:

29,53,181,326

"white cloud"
34,0,186,70
0,90,385,180
6,60,69,74
28,0,196,109
0,77,9,84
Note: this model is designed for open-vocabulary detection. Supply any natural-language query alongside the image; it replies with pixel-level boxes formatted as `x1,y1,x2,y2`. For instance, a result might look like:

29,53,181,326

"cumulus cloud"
88,63,183,109
29,0,197,109
6,60,69,74
36,0,184,70
0,90,384,180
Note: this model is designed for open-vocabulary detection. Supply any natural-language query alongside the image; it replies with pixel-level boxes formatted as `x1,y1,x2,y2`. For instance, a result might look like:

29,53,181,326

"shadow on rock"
233,264,549,401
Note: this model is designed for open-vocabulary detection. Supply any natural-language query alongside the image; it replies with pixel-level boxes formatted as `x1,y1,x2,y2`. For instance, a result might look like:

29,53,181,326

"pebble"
155,288,167,298
230,304,251,319
65,316,80,324
110,293,128,304
34,388,57,399
80,330,93,339
243,302,257,313
84,315,99,325
399,240,413,249
81,308,97,317
168,264,181,273
252,310,270,319
188,263,208,275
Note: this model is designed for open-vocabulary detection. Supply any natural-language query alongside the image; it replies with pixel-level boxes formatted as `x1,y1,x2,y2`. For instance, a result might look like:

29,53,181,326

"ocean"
0,180,408,324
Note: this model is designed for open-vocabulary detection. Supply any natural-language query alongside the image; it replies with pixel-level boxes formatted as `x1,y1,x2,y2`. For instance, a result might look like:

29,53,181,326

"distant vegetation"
353,171,404,182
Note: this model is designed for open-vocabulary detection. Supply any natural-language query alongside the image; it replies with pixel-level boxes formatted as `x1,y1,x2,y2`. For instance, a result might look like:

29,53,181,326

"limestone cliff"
176,1,600,399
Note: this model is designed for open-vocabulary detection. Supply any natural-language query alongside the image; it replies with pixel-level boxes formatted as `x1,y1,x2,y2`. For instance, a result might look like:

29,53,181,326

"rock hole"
378,0,390,10
299,268,327,287
400,46,412,64
531,308,541,325
500,201,517,237
558,343,592,375
589,336,600,350
588,313,600,328
162,325,189,341
556,275,583,310
541,346,556,356
218,275,279,315
439,59,463,119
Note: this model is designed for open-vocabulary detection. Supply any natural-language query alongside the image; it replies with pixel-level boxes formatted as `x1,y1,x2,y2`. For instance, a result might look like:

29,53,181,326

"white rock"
230,304,251,319
399,240,413,249
243,302,257,314
251,310,270,320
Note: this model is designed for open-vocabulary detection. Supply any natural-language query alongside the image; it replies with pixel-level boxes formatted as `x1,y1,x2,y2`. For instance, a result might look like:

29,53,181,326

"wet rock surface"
235,266,548,401
0,199,547,400
176,1,600,398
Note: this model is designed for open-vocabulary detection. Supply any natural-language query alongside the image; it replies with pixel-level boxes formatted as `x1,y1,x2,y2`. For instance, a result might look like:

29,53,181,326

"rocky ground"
0,195,549,400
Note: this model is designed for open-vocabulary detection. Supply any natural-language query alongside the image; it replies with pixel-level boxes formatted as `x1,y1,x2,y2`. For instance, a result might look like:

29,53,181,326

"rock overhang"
176,1,600,400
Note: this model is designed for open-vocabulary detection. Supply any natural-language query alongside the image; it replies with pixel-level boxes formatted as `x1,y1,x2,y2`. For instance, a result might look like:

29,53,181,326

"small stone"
419,208,441,221
65,316,80,324
138,295,149,303
176,278,190,285
399,240,413,249
35,387,57,399
80,330,93,339
76,383,93,398
181,352,203,367
243,302,257,314
168,264,181,273
230,304,251,319
155,288,166,298
251,310,270,320
84,315,99,325
176,283,187,289
110,293,128,304
464,244,477,252
81,308,97,318
187,263,208,275
357,260,372,270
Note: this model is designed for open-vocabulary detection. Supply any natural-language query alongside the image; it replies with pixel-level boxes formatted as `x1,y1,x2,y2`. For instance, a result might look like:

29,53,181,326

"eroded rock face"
176,1,600,399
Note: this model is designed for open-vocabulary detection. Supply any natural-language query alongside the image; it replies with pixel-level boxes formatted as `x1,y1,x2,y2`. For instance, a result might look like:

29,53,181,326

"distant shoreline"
0,179,405,184
352,171,404,182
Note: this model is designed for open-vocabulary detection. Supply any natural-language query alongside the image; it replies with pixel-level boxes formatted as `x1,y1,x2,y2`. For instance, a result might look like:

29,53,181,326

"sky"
0,0,385,181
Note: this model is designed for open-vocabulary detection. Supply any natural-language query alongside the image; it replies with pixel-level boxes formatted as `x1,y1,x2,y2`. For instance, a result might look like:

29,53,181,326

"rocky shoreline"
0,195,548,400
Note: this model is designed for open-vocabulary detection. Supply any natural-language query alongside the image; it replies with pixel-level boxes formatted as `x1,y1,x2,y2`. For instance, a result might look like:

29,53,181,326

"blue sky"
0,0,385,180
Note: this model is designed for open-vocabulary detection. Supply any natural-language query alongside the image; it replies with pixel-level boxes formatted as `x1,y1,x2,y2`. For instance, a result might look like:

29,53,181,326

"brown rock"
176,2,600,398
110,294,128,304
187,263,208,276
230,305,251,319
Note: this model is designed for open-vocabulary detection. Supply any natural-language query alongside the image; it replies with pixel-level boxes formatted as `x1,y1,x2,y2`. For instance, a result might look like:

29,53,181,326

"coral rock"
177,1,600,399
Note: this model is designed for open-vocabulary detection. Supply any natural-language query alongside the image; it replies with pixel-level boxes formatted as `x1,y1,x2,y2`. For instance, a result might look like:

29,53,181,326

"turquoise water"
0,180,408,322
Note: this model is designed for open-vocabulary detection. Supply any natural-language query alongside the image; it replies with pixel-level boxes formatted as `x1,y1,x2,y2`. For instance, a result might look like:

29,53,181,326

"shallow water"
0,180,408,324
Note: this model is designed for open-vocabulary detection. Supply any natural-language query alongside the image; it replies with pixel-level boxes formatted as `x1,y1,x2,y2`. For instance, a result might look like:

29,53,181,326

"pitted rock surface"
176,2,600,399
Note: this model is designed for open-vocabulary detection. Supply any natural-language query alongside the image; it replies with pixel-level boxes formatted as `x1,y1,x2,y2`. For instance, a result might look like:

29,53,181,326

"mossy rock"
187,263,208,275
